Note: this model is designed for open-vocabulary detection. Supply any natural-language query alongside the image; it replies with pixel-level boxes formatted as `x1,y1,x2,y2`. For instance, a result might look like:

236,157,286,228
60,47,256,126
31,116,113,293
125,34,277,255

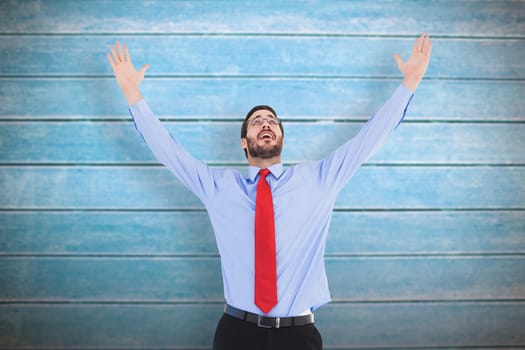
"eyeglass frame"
247,116,281,127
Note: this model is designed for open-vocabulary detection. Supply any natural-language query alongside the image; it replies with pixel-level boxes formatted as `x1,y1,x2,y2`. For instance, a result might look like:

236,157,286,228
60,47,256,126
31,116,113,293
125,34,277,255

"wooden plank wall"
1,1,524,349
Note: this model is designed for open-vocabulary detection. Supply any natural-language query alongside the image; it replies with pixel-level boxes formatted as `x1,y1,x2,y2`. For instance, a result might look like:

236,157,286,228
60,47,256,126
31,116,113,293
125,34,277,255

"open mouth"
258,131,275,140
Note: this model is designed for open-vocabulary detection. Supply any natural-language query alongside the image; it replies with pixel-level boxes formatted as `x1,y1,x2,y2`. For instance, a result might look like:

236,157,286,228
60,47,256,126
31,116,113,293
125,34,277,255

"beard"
246,136,283,159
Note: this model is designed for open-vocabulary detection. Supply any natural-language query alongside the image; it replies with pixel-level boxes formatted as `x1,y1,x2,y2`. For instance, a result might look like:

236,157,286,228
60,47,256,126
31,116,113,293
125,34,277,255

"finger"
124,45,132,64
106,52,116,70
393,53,403,70
412,37,419,54
417,33,424,52
393,54,404,74
426,39,433,57
139,64,150,78
110,45,121,64
117,41,124,61
420,33,429,52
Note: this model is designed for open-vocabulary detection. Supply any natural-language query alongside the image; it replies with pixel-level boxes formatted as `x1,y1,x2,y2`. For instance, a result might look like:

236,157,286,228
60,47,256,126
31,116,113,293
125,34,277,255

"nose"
261,119,272,128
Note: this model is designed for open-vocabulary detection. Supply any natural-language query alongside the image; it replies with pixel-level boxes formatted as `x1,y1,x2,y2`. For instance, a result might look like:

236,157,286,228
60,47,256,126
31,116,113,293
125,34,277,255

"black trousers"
213,313,323,350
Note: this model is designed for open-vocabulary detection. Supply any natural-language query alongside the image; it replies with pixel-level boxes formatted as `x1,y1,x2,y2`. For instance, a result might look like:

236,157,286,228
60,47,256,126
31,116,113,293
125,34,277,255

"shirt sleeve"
317,84,414,194
128,99,217,203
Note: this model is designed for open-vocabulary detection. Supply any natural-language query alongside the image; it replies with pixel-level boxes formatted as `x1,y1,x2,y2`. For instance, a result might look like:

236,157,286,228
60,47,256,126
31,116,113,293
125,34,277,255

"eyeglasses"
248,116,280,127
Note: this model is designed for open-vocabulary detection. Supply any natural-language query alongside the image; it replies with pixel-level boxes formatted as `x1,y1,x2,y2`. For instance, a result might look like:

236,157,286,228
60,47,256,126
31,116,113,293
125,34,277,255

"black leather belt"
224,304,314,328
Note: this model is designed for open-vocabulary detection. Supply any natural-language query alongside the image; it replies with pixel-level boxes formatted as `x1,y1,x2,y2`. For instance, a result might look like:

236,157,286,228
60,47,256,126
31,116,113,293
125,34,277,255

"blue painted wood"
1,36,523,79
1,0,523,36
1,257,524,301
0,0,523,349
1,122,523,164
0,304,221,348
2,211,524,255
0,303,523,348
1,166,523,209
0,257,223,301
1,79,523,120
315,302,525,348
327,211,525,255
338,166,525,209
0,212,217,255
326,257,525,301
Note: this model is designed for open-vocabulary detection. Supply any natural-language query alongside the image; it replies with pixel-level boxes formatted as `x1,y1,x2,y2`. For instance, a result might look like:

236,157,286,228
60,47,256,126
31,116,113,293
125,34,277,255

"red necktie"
254,168,278,314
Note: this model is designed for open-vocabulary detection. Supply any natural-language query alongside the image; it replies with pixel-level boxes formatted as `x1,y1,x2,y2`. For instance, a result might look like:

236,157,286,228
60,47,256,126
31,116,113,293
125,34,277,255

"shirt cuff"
394,84,415,129
396,84,415,100
128,99,152,121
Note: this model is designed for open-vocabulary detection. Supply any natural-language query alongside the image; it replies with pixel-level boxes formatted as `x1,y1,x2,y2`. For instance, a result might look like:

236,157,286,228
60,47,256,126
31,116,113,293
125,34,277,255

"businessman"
107,33,432,350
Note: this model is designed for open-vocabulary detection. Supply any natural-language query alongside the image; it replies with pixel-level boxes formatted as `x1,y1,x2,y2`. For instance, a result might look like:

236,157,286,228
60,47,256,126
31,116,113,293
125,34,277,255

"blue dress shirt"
129,85,413,317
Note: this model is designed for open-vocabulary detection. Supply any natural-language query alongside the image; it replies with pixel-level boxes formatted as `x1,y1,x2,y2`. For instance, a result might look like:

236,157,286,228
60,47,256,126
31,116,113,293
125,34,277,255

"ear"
240,137,248,150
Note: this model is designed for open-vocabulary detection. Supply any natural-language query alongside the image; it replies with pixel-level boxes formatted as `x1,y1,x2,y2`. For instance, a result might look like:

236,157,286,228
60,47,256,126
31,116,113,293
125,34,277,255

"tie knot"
259,168,271,178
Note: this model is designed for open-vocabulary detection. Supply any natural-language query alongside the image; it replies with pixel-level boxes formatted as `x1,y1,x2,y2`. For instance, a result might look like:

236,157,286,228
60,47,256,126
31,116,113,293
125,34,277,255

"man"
107,33,432,350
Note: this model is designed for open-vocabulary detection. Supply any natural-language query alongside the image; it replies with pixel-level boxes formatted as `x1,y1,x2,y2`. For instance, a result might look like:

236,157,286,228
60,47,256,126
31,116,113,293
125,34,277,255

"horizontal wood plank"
0,0,523,36
0,303,523,348
2,211,524,255
1,121,524,164
1,36,523,79
0,256,524,301
1,1,523,350
1,79,523,120
0,257,223,301
1,166,523,209
316,302,525,348
0,303,219,348
328,211,525,255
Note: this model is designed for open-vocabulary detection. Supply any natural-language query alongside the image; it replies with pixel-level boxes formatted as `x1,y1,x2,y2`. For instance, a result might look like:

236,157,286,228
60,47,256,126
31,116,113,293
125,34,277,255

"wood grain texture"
1,121,524,164
1,0,523,36
1,256,524,301
1,166,523,209
0,303,524,348
0,0,524,348
1,36,523,79
1,211,524,255
1,79,524,120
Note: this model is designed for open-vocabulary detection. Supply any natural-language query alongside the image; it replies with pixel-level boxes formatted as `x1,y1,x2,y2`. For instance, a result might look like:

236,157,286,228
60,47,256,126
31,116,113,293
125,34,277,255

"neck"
247,155,282,169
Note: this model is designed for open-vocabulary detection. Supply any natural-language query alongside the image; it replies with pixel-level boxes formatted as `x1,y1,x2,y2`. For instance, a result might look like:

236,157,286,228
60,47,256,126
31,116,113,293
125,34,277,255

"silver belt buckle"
257,315,280,328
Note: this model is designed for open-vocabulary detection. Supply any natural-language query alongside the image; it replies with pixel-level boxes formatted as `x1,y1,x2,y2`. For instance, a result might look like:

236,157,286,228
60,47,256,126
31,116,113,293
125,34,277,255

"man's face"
241,110,284,159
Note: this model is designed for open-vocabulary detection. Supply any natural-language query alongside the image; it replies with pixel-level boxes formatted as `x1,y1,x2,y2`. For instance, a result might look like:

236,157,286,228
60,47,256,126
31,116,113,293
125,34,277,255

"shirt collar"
247,163,284,182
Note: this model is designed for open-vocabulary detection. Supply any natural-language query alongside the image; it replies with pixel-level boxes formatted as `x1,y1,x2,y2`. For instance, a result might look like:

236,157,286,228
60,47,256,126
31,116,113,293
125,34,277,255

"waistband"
223,304,314,329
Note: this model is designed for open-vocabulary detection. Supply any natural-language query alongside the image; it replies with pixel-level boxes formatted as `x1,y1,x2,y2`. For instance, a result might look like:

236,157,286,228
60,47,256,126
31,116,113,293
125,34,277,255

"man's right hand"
106,41,150,105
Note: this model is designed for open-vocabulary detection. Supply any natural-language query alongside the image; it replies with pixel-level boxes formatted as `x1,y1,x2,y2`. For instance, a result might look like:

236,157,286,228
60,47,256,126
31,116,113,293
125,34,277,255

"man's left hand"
394,33,433,92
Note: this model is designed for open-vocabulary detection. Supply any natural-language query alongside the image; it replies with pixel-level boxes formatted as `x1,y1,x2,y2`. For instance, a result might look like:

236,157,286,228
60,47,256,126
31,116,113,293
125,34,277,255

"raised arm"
316,33,432,193
105,42,217,202
394,33,432,92
106,41,150,105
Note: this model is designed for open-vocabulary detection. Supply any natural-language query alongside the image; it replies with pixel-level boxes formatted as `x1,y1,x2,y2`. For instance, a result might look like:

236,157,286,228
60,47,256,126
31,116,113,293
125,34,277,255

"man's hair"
240,105,284,158
241,105,283,138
